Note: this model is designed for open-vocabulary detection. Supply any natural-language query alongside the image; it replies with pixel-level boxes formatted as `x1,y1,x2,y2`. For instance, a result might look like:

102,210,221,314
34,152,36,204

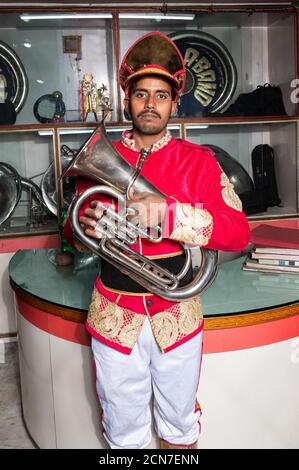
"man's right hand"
79,200,106,240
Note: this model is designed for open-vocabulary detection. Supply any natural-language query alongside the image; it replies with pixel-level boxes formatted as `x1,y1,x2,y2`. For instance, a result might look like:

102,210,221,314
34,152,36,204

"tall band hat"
119,31,186,99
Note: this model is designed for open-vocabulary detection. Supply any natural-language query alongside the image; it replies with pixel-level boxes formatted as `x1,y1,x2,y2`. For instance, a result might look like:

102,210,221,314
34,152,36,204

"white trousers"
92,317,203,449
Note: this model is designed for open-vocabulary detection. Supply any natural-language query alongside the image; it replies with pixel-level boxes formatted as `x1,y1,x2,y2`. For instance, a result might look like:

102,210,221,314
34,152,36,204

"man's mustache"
138,110,161,119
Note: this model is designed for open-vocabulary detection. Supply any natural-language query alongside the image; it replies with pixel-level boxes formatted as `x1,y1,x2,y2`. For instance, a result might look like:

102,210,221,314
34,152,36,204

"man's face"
124,76,177,136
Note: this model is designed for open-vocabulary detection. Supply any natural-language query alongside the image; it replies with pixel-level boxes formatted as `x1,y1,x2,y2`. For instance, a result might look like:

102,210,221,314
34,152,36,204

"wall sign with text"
168,31,237,117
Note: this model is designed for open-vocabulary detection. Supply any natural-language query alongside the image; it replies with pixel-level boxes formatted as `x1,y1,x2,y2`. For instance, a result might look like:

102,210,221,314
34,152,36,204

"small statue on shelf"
98,83,113,121
80,73,99,121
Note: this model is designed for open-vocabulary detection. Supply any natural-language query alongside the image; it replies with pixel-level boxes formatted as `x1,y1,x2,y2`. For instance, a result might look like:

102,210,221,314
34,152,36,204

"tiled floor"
0,341,36,449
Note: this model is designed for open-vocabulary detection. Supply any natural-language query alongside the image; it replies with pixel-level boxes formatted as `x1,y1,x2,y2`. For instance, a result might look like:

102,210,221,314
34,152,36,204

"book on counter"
250,224,299,249
251,251,299,263
243,258,299,274
243,223,299,274
253,246,299,256
256,258,299,267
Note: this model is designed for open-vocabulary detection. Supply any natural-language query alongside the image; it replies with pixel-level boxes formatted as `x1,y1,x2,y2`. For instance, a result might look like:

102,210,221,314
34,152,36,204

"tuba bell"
62,123,218,301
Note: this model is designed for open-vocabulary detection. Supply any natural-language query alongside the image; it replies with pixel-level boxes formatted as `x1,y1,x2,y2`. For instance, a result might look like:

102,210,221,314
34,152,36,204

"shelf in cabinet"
0,116,298,133
248,212,299,221
0,216,58,239
182,115,299,127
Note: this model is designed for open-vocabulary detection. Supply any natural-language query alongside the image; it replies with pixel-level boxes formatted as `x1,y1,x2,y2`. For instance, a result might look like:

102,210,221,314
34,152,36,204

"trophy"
80,72,99,121
98,83,113,121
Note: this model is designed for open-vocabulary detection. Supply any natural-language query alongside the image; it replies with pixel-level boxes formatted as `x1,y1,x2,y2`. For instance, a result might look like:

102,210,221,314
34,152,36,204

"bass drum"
168,31,237,116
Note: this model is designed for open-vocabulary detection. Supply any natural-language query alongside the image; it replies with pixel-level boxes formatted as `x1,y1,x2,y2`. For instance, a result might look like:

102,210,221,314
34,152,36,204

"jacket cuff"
164,199,214,246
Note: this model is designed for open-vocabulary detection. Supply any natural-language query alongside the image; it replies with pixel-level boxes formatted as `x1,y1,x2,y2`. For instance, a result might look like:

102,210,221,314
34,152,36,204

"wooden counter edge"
204,303,299,330
10,279,86,323
10,278,299,330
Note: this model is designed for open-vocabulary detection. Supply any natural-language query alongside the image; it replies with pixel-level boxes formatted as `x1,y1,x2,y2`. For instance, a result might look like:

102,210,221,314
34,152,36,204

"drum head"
0,163,21,224
168,31,237,117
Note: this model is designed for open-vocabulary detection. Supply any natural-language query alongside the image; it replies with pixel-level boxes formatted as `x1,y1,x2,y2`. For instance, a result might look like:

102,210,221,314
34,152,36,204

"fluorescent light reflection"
20,13,113,21
39,128,127,136
20,13,194,22
38,126,178,136
120,13,195,21
186,125,209,129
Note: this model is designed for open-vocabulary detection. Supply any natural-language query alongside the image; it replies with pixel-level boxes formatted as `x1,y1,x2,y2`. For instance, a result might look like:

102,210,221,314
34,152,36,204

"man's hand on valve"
127,188,166,228
78,188,166,240
79,200,107,240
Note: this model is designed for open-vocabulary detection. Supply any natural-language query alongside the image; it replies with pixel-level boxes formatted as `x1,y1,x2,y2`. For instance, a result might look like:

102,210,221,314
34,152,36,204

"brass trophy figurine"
80,73,99,121
98,83,113,121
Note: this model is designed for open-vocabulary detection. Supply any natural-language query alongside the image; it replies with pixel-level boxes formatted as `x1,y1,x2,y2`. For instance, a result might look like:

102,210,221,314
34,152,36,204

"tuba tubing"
65,124,219,301
70,187,219,302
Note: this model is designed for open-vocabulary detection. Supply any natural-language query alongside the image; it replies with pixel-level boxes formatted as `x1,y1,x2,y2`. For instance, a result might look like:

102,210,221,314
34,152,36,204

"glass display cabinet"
185,120,299,218
0,14,116,125
0,128,57,236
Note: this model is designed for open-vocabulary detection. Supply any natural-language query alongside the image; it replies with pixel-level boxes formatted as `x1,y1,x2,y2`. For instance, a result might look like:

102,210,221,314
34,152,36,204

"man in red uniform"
64,32,250,449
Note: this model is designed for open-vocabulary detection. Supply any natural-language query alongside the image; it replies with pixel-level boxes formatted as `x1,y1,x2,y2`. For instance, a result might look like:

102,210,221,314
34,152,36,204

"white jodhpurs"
91,317,203,449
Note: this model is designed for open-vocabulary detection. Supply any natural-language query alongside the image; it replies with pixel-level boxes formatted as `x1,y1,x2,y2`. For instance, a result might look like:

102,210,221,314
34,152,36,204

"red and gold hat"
119,32,186,99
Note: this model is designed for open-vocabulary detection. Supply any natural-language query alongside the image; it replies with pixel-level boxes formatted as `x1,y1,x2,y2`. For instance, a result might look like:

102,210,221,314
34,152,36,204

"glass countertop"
9,249,100,312
9,249,299,317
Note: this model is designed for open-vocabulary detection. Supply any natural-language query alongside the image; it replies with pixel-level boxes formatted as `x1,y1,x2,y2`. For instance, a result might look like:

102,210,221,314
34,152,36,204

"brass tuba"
62,123,218,301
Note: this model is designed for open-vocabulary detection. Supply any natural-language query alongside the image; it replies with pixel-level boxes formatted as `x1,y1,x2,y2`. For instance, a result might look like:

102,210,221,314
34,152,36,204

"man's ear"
171,100,178,117
123,97,129,113
123,98,132,121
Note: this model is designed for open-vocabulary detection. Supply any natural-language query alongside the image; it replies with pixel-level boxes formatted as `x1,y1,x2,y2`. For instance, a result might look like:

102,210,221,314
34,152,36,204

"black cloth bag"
251,144,281,208
222,83,287,117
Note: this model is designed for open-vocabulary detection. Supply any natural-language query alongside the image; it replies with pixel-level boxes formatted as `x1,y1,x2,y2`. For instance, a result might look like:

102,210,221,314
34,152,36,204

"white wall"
200,337,299,448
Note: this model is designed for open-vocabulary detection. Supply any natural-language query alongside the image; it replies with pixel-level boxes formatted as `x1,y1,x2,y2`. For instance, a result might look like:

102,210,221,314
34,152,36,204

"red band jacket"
64,136,250,354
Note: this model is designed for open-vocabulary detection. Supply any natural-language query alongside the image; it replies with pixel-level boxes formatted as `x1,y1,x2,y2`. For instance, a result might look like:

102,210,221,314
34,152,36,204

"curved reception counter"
9,249,299,449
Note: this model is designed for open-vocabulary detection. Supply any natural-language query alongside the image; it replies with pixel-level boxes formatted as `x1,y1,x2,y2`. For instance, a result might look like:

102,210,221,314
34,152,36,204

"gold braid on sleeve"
170,203,213,246
219,169,243,212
